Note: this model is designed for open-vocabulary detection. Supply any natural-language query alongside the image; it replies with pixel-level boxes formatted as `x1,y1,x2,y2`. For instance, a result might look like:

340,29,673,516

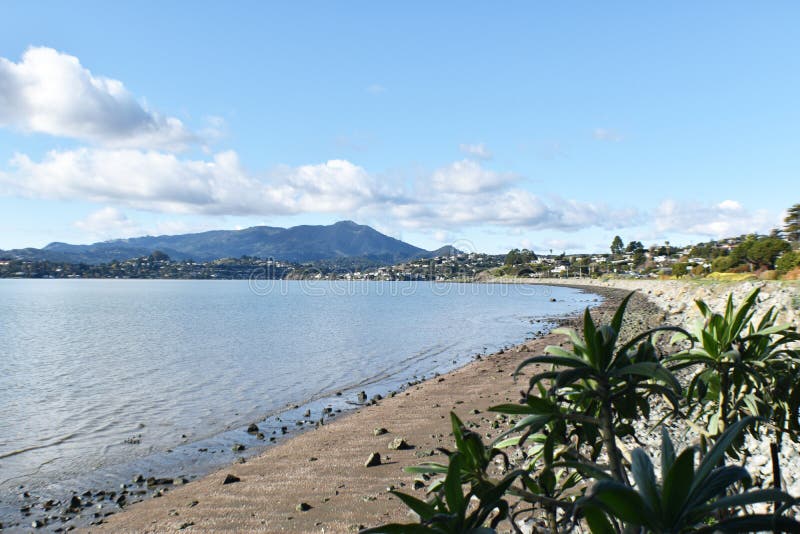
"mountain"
0,221,454,265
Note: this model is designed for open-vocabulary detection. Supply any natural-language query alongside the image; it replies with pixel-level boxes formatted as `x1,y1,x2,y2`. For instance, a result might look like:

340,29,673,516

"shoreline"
82,285,641,533
0,282,596,532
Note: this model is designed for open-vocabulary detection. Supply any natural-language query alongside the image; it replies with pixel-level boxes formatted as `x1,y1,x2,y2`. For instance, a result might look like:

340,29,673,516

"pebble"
222,474,240,485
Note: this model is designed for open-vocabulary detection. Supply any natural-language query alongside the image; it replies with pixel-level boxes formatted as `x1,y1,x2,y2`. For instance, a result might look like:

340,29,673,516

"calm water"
0,279,597,525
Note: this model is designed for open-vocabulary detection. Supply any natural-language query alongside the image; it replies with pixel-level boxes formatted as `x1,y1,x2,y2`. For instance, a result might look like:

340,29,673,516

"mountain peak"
6,221,450,265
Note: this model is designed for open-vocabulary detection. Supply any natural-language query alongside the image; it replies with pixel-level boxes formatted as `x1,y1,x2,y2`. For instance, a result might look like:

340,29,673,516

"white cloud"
1,148,388,216
0,47,195,149
458,142,492,160
0,147,644,236
430,159,515,194
654,198,778,238
388,187,639,232
73,207,140,240
593,128,623,142
366,84,386,94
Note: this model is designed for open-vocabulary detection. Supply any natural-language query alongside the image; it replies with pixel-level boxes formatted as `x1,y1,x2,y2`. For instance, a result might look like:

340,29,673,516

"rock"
246,423,259,433
68,495,81,510
357,391,367,402
296,502,312,512
232,443,245,452
222,474,240,485
388,437,410,450
173,477,187,486
304,409,311,418
373,427,388,436
133,474,145,484
364,452,381,467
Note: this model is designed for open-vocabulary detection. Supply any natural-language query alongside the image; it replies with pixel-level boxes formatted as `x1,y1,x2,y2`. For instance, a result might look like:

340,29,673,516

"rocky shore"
24,279,800,532
513,278,800,512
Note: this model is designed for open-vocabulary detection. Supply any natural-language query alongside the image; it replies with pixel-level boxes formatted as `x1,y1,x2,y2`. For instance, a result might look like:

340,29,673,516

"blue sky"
1,2,798,254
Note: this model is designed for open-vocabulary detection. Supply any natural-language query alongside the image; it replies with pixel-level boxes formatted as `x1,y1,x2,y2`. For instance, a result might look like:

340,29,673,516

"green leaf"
686,466,751,510
692,416,756,492
583,504,617,534
661,426,675,480
611,292,635,334
589,480,651,525
610,362,681,393
630,448,661,516
387,491,437,521
515,354,590,377
444,453,465,514
662,447,695,521
694,488,792,516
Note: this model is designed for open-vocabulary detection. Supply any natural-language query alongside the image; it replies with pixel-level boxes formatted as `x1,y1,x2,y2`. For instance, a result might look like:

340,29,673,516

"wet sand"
88,286,640,533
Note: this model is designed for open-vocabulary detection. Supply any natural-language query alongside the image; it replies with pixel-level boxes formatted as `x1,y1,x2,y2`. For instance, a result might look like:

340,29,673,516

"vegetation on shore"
365,288,800,533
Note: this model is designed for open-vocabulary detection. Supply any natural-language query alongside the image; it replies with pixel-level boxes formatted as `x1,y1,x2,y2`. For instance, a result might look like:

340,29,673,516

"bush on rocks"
365,290,800,533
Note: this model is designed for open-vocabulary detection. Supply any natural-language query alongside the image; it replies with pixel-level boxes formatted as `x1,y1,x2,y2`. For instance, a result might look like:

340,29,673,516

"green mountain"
1,221,451,264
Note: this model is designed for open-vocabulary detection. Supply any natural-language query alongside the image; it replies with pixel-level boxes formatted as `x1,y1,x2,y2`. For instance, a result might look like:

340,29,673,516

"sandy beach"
61,278,798,533
80,285,651,533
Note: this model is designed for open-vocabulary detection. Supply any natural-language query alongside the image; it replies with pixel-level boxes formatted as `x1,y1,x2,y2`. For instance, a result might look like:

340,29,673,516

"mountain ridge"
1,221,456,265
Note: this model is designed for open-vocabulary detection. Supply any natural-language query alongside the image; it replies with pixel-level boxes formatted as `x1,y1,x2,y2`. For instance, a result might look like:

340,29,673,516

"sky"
0,2,798,255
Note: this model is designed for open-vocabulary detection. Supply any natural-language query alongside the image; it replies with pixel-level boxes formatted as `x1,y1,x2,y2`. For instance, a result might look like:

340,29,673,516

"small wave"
0,432,77,460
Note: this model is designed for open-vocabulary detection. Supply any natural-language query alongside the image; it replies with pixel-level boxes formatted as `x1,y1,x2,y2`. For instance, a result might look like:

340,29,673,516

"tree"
610,236,624,256
784,203,800,242
504,249,520,266
744,236,790,269
625,240,644,253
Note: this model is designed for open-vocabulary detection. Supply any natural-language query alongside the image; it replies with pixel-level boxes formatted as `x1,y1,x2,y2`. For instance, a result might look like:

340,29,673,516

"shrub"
777,250,800,274
367,291,800,533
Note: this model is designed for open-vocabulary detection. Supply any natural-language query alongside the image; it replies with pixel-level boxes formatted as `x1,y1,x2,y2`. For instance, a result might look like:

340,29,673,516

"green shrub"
366,291,800,533
777,250,800,274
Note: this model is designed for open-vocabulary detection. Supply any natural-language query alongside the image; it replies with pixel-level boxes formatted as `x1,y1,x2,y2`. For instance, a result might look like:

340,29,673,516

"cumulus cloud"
388,186,639,232
73,207,140,240
654,199,778,237
458,142,492,160
0,143,642,235
430,159,515,194
0,47,195,149
1,148,389,216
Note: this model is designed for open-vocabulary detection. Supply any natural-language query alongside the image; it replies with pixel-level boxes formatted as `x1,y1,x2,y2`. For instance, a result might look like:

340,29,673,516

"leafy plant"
578,418,799,533
361,413,522,533
665,288,800,489
491,292,686,483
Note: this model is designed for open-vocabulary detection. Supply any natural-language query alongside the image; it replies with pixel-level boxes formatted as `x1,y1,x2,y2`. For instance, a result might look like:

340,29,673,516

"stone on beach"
364,452,381,467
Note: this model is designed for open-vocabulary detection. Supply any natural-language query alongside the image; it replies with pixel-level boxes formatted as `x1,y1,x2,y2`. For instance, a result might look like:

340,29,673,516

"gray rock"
388,437,410,450
222,474,240,485
373,427,388,436
364,452,381,467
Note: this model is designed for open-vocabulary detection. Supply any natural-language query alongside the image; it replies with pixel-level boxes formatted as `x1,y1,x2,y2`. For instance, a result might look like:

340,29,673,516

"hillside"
0,221,446,265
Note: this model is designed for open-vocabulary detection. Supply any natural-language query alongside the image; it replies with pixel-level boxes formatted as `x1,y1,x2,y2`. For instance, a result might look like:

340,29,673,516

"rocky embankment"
511,277,800,510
